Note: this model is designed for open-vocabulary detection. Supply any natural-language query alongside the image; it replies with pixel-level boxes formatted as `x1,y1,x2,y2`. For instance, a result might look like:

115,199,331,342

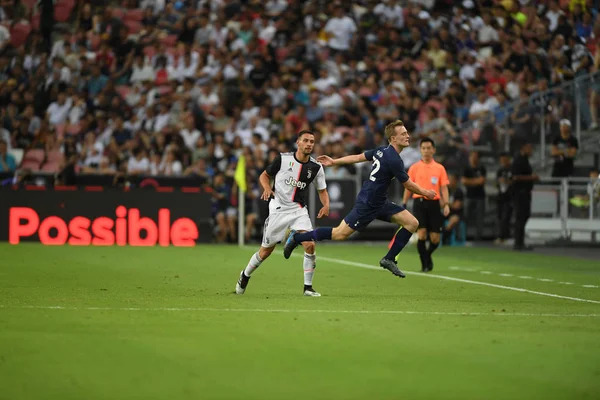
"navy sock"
294,228,333,243
384,228,413,260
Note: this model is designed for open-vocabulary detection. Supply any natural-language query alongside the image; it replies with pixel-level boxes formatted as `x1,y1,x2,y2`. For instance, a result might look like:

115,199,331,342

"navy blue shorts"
343,201,405,231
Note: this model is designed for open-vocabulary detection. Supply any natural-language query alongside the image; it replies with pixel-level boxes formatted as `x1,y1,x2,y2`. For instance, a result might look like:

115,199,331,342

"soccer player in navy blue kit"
282,120,436,278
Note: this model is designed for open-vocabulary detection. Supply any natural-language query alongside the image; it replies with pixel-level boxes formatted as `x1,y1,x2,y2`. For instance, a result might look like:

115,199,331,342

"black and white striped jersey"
264,152,327,213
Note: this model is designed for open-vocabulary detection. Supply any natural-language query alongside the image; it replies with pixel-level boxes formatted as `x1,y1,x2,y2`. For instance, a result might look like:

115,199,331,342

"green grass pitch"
0,243,599,400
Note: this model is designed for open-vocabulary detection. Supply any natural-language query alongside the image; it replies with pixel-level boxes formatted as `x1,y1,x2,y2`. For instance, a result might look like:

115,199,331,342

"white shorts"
261,208,313,248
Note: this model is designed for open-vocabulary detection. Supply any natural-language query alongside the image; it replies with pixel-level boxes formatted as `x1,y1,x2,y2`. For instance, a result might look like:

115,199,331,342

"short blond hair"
384,120,405,142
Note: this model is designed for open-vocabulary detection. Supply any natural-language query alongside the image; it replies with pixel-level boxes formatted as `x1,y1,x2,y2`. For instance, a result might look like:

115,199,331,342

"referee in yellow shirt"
402,138,450,272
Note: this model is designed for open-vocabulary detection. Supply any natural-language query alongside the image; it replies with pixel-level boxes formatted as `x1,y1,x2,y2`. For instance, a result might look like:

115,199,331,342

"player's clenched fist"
423,189,437,200
261,188,274,201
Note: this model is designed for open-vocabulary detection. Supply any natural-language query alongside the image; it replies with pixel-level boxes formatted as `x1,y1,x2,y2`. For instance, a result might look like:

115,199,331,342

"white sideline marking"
436,265,594,289
449,266,477,272
309,256,600,305
0,305,598,318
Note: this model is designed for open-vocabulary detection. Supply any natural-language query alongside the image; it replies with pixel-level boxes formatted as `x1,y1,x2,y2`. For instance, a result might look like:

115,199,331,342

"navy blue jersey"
356,146,409,208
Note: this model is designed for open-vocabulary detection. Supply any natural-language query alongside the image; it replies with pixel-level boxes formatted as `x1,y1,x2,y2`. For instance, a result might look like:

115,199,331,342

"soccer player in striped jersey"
235,130,330,296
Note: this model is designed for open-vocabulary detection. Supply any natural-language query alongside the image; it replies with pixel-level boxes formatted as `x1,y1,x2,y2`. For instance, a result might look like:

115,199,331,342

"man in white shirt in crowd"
266,76,288,108
159,150,183,176
154,104,171,133
374,0,404,29
312,67,339,92
127,148,150,175
469,89,498,121
46,92,73,127
179,117,201,152
324,4,357,54
459,51,480,84
318,85,343,112
478,13,499,47
545,0,563,32
130,54,155,84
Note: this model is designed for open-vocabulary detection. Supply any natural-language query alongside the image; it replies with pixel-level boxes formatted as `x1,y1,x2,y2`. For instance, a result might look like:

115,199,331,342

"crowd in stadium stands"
0,0,599,241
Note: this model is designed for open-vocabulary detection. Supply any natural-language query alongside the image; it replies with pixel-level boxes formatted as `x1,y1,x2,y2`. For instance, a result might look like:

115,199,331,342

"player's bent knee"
406,217,419,233
417,228,427,240
429,233,441,244
302,241,315,254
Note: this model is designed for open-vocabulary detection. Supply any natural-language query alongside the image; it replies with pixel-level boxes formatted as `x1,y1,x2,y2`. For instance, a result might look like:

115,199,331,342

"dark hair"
297,130,315,140
499,152,511,158
420,137,435,148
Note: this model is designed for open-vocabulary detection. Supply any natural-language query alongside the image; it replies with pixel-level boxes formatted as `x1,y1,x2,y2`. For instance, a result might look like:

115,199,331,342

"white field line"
443,266,595,289
305,255,600,305
449,266,477,272
0,305,598,318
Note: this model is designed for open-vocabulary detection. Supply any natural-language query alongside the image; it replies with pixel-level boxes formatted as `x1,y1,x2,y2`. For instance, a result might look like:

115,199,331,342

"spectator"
80,133,104,169
462,151,486,241
46,91,72,127
495,152,513,245
184,158,213,181
551,119,579,178
0,139,16,172
323,5,357,54
511,142,538,251
178,117,200,152
443,173,464,244
130,55,155,84
127,148,150,175
212,173,235,243
159,149,183,176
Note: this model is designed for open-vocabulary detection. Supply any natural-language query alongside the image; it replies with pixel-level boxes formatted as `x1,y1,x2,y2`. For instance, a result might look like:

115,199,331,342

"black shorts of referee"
413,197,444,233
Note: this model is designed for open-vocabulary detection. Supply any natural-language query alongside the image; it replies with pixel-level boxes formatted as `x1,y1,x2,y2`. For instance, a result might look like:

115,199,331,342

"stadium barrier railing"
527,177,600,243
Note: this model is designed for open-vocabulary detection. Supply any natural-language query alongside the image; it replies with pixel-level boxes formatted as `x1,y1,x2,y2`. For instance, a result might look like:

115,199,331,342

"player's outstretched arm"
317,153,367,166
403,179,436,200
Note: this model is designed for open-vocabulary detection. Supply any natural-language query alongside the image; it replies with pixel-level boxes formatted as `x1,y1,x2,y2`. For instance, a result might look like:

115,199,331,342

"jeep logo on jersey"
285,177,307,190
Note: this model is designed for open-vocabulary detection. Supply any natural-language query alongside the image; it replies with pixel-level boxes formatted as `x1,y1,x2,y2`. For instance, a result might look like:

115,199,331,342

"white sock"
244,252,263,276
303,253,316,286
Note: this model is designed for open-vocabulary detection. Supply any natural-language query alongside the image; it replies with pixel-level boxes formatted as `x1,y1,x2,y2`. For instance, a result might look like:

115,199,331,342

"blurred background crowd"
0,0,599,242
